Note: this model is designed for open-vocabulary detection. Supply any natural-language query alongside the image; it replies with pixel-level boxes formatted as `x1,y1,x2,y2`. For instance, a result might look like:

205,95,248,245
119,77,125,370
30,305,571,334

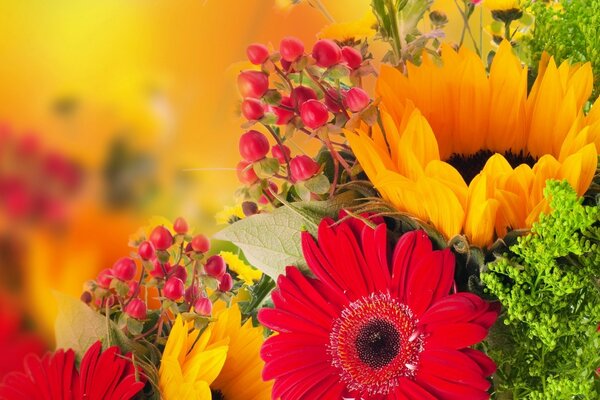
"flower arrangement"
2,0,599,399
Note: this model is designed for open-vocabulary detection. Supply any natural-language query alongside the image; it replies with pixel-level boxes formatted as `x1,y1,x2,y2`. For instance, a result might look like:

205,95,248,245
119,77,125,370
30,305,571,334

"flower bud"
312,39,341,68
242,201,259,216
173,217,188,234
291,86,317,108
138,240,155,260
194,297,213,316
236,160,259,185
237,71,269,99
270,96,294,125
125,298,147,320
271,144,291,164
246,43,270,64
279,36,304,62
150,260,171,279
241,98,265,120
290,155,320,182
205,255,226,278
163,277,185,300
341,46,362,69
239,130,270,162
97,269,114,289
344,87,370,112
113,257,137,281
80,291,92,304
300,100,329,129
170,265,188,282
191,234,210,253
218,273,234,292
149,226,173,251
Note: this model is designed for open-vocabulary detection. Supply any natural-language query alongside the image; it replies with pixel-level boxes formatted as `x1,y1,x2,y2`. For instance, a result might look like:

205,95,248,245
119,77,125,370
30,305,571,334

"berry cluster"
0,126,82,226
235,37,373,204
83,217,235,339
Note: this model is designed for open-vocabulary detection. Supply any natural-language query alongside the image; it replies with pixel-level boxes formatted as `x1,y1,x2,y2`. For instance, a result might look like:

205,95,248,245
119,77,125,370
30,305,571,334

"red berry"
236,160,259,185
170,265,188,282
138,240,155,260
324,88,345,113
237,71,269,98
271,144,291,164
149,226,173,251
205,255,226,278
341,46,362,69
290,155,320,181
218,273,234,292
80,291,92,304
312,39,341,68
113,257,137,281
344,87,370,112
163,277,185,300
173,217,188,234
239,130,270,162
128,281,140,297
185,285,199,303
270,96,294,125
97,269,113,289
194,297,213,316
279,36,304,62
150,260,172,279
246,43,270,65
291,86,317,108
300,100,329,129
241,98,265,120
191,234,210,253
125,298,147,320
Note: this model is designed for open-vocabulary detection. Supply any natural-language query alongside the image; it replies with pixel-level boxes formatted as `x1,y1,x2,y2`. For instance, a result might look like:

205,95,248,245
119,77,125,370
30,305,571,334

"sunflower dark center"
355,319,400,369
211,390,225,400
446,149,538,184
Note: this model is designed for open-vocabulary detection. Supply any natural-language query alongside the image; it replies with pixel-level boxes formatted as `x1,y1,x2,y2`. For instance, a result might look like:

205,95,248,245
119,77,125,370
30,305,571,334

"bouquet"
2,0,599,399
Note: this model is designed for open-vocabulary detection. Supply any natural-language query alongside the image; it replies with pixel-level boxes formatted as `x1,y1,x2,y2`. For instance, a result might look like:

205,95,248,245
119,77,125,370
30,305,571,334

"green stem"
385,0,403,65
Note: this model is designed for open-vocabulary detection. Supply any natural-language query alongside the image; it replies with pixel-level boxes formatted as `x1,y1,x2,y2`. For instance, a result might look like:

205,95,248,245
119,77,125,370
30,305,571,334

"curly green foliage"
482,180,600,399
525,0,600,100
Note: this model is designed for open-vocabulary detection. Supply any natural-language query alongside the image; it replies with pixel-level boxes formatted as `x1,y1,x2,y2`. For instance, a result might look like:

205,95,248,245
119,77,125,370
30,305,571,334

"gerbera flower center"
446,149,538,184
328,293,424,395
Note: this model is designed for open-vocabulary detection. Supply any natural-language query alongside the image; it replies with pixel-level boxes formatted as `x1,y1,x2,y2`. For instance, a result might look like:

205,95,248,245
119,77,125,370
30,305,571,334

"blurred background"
0,0,473,378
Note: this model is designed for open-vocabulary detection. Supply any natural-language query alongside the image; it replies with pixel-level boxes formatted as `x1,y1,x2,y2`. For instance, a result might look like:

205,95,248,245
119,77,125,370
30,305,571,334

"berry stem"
273,64,295,94
263,123,292,171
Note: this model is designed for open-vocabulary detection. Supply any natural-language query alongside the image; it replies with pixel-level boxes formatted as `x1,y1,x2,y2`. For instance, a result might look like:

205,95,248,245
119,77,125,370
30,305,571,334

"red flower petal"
406,249,454,316
426,322,489,349
419,349,491,391
416,371,490,400
391,230,432,300
461,349,497,376
258,308,329,337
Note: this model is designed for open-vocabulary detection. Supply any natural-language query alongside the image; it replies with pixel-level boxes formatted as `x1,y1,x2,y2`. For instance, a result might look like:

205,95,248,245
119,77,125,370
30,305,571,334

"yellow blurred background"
0,0,480,376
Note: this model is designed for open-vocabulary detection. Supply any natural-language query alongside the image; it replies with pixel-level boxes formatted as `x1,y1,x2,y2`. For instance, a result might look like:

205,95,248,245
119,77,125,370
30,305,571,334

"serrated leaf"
304,174,330,194
213,191,358,278
54,292,148,361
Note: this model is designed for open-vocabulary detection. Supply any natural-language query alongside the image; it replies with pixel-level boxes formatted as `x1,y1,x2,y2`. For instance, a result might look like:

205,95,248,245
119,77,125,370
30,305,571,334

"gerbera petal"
391,230,432,300
418,349,491,391
461,348,497,376
416,371,490,400
426,322,489,349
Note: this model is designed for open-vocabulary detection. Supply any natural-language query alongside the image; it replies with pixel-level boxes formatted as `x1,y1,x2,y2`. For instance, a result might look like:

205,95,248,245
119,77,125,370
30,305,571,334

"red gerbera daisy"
259,217,499,400
0,341,144,400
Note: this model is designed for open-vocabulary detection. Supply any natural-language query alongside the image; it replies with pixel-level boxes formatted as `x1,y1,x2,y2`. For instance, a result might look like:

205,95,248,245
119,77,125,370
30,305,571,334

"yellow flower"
347,41,599,247
484,0,521,11
219,251,262,285
209,304,273,400
317,12,376,42
215,204,245,225
159,315,229,399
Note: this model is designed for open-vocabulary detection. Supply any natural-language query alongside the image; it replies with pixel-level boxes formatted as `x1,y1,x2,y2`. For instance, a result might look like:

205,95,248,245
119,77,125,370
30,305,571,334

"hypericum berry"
324,88,345,113
80,291,92,304
344,87,370,112
113,257,137,281
236,160,259,185
205,255,226,278
259,181,279,205
170,265,188,282
242,201,259,216
97,269,114,289
300,100,329,129
239,130,270,162
138,240,155,260
290,155,320,182
184,285,199,303
246,43,270,65
125,298,147,320
237,71,269,99
218,273,234,292
149,226,173,251
312,39,341,68
150,260,172,279
241,98,265,121
191,234,210,253
271,96,294,125
163,277,185,300
194,297,213,316
279,36,304,62
291,86,317,108
128,281,140,297
341,46,362,69
173,217,188,234
271,144,291,164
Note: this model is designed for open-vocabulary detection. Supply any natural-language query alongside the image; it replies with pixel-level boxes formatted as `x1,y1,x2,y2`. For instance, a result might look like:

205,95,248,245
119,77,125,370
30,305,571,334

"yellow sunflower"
346,41,599,247
159,315,229,399
484,0,521,11
317,12,377,43
219,251,263,285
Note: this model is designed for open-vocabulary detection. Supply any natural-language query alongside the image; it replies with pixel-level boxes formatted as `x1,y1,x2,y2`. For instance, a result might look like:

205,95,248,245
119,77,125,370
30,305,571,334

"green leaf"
126,317,144,336
304,174,330,195
253,158,280,179
323,64,350,80
54,292,148,361
214,191,358,278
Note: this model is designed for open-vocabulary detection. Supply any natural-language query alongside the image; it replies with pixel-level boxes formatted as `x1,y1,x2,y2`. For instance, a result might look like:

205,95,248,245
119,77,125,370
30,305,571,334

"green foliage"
526,0,600,100
482,180,600,398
